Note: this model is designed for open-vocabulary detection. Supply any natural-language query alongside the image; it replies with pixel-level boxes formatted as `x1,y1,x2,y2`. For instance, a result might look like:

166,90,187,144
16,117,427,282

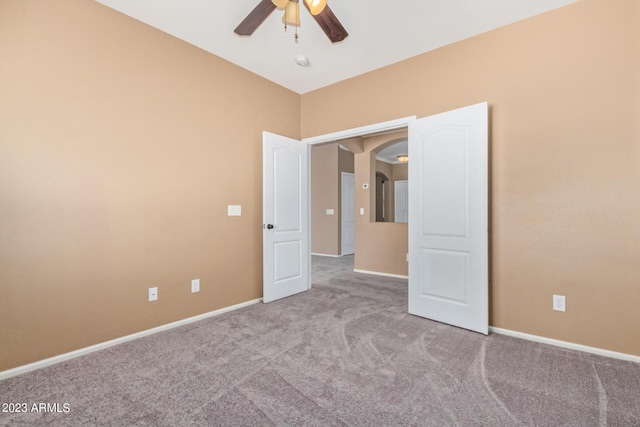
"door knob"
267,224,275,229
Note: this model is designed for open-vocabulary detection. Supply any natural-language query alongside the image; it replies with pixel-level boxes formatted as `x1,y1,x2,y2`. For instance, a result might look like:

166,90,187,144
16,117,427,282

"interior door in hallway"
408,102,488,334
341,172,355,255
394,180,408,223
263,132,310,303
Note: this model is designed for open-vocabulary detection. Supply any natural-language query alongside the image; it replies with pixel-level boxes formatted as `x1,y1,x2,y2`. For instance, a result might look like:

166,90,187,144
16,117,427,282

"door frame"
300,112,487,333
302,117,415,287
303,117,416,146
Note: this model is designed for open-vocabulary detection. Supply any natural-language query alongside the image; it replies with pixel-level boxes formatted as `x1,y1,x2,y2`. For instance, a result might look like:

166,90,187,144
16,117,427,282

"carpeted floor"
1,255,639,426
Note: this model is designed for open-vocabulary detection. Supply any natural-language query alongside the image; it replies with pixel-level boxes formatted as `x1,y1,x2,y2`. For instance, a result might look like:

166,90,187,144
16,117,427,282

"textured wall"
2,0,639,372
302,0,640,355
311,143,340,255
353,132,409,276
311,144,355,256
0,0,300,370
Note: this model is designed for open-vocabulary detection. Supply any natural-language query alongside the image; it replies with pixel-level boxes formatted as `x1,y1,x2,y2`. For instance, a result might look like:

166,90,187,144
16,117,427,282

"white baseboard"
353,269,408,280
489,327,640,363
0,298,262,380
311,253,341,258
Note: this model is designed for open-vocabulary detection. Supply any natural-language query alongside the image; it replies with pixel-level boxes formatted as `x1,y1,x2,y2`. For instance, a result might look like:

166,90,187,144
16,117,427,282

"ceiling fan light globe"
305,0,327,15
271,0,288,8
283,1,301,26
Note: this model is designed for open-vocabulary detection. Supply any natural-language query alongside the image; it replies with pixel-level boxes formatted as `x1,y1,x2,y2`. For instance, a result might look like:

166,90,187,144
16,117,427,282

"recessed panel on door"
420,248,469,304
421,127,469,238
274,241,302,283
274,147,301,233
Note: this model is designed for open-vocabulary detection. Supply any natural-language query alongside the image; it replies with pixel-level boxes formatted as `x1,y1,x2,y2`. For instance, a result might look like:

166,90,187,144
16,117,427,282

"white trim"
0,298,262,380
354,269,408,280
490,327,640,363
307,143,312,290
302,116,416,145
311,252,341,258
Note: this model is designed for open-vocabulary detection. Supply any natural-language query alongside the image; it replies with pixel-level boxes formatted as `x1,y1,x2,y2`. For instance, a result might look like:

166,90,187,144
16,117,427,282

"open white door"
408,102,488,334
263,132,310,303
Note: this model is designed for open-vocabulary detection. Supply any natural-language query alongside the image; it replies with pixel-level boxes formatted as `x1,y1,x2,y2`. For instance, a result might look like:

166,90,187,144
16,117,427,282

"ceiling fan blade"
234,0,277,36
304,3,348,43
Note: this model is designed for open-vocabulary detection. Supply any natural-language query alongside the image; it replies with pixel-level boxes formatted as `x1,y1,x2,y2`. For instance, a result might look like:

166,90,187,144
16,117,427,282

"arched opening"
375,171,390,222
372,138,408,223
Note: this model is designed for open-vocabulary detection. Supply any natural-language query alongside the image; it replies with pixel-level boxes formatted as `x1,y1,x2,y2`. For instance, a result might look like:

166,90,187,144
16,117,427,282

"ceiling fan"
234,0,348,43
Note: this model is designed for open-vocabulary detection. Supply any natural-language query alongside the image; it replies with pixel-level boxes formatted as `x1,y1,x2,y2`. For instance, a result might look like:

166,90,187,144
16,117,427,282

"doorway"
375,172,389,222
307,118,414,280
293,105,488,334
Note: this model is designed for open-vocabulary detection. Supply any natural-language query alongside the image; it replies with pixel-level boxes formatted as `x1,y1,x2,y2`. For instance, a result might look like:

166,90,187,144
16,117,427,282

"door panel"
421,128,469,237
341,172,355,255
408,102,488,334
263,132,309,303
274,147,302,232
394,180,408,223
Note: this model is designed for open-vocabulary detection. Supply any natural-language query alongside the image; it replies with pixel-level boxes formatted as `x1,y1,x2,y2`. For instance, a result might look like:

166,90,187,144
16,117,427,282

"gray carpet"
1,255,639,426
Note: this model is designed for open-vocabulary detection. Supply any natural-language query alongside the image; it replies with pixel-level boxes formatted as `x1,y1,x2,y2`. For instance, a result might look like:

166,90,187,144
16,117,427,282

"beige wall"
302,0,640,355
311,144,354,255
311,144,339,255
2,0,639,371
0,0,300,371
338,147,355,176
393,163,408,182
353,132,409,276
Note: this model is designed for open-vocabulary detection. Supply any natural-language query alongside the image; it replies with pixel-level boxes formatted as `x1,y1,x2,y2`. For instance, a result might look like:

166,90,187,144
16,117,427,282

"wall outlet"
228,205,241,216
553,294,566,312
326,209,335,215
149,287,158,302
191,279,200,293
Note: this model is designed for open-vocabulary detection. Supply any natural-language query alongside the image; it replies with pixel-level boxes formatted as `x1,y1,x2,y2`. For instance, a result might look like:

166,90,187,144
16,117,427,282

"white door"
341,172,355,255
394,180,408,223
263,132,310,303
408,102,488,334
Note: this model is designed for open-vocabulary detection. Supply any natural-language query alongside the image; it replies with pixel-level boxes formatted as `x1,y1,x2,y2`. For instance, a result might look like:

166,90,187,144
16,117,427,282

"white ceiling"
95,0,578,94
376,139,409,164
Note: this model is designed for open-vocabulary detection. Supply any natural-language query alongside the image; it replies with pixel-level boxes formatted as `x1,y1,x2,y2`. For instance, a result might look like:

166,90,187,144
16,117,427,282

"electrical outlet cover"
191,279,200,293
553,294,566,312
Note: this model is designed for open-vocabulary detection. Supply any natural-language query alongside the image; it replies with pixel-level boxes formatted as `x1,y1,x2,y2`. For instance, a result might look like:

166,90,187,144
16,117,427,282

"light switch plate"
359,208,365,215
326,209,335,215
228,205,241,216
191,279,200,293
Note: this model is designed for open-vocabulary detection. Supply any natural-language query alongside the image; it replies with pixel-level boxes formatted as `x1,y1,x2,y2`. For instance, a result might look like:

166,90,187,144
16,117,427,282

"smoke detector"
295,55,310,66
